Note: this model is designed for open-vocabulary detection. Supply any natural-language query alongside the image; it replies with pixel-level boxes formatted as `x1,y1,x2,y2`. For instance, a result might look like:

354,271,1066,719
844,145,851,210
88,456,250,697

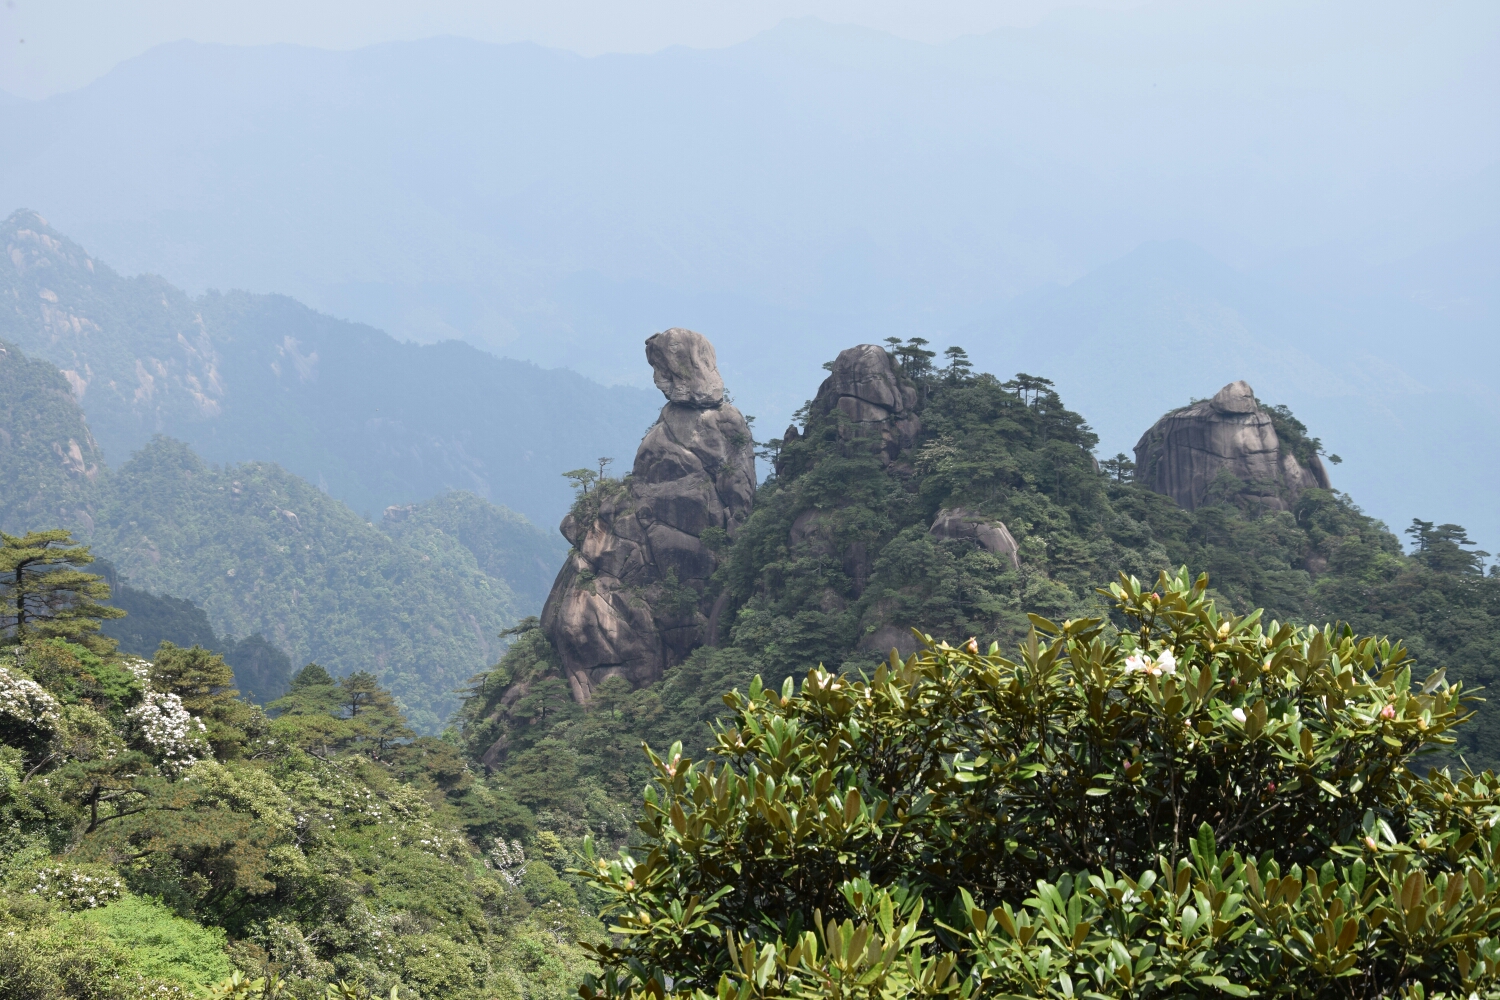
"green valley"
0,338,563,729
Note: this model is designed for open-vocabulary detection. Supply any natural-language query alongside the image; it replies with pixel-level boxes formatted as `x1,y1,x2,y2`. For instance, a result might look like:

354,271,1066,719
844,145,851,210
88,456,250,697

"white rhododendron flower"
0,665,62,732
129,690,209,773
1232,707,1248,723
1123,651,1177,677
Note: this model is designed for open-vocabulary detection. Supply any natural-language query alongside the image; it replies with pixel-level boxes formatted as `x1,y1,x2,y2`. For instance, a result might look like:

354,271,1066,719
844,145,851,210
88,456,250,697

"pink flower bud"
1380,704,1396,721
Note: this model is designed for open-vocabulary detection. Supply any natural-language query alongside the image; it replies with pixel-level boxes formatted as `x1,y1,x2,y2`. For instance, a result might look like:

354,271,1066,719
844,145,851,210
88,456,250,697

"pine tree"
1101,452,1137,483
1406,519,1489,575
340,670,413,756
0,529,124,654
941,345,973,384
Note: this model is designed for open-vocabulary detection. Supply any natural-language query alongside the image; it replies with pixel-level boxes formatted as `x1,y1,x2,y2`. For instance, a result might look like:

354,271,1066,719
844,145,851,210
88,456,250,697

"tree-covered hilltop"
381,491,567,615
0,210,660,526
463,342,1500,834
0,339,564,731
0,340,104,536
0,532,600,999
90,437,524,731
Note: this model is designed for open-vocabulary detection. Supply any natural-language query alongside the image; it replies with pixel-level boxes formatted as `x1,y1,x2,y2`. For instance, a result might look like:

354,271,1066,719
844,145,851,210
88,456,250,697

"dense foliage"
0,545,602,998
88,438,524,730
93,561,294,705
577,570,1498,998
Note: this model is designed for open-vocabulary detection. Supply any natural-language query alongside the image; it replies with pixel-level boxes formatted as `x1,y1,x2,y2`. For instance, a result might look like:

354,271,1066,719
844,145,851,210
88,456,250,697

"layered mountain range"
1,210,659,526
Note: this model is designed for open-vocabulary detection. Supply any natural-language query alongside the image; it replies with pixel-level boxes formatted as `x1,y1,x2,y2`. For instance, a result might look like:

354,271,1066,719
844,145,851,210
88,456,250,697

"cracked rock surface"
1134,380,1330,512
541,329,754,701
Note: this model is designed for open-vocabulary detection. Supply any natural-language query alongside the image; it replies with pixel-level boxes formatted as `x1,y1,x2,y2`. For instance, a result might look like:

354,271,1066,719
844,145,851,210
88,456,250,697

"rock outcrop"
1133,380,1330,511
816,345,921,465
929,507,1021,569
540,329,755,702
773,346,924,599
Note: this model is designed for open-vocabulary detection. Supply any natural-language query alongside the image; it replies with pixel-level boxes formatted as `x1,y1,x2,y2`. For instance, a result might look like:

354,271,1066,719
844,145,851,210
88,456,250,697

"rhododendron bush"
578,570,1499,998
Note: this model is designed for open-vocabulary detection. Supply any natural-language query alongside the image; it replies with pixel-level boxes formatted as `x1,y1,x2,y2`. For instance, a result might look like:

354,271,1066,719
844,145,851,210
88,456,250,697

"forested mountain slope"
0,210,660,525
462,341,1500,838
0,593,598,998
0,339,563,728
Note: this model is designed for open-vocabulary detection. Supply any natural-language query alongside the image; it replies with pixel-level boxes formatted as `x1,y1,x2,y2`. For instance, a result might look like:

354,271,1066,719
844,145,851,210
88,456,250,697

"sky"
0,0,1154,100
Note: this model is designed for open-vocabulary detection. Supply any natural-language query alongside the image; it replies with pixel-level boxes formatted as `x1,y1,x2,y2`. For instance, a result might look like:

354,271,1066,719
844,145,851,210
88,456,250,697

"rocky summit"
540,329,755,701
1133,379,1330,511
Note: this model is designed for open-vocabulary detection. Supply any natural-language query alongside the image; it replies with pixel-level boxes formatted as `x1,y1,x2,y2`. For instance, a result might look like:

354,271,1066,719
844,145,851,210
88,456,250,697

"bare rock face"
541,329,755,702
816,344,920,464
929,508,1021,569
1134,380,1330,511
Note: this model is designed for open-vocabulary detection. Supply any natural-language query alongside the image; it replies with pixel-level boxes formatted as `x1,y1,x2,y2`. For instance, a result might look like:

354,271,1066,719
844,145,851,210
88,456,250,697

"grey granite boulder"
815,344,920,464
1134,380,1330,511
929,507,1021,569
541,330,754,702
645,328,725,408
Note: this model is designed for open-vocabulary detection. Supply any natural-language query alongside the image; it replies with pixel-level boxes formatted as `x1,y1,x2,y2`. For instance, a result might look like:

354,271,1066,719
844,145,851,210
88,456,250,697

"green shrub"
76,894,232,988
577,569,1497,998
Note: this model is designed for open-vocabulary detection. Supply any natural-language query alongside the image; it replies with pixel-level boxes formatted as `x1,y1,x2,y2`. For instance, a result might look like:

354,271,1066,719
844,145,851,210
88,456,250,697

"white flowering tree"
0,657,62,750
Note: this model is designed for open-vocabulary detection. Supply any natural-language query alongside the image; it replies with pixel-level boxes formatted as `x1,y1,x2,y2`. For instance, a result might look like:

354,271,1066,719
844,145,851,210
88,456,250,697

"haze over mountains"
0,211,659,526
0,3,1495,543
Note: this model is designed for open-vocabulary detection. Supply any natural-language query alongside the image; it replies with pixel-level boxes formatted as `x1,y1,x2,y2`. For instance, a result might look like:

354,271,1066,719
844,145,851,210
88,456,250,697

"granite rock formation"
929,507,1021,569
817,344,921,465
775,346,925,595
540,329,755,702
1134,380,1330,511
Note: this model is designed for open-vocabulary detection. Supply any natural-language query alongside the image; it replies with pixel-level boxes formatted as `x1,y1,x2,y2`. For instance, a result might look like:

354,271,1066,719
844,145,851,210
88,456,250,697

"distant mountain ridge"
0,336,567,729
0,210,660,526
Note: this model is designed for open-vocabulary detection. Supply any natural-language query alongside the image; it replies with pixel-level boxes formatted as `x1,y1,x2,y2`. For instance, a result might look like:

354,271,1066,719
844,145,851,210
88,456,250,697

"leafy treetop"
576,569,1494,999
1,529,124,655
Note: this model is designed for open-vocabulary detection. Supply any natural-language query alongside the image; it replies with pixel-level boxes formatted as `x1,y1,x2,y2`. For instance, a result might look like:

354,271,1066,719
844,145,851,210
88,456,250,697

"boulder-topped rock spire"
540,329,755,702
1134,380,1330,511
645,327,725,407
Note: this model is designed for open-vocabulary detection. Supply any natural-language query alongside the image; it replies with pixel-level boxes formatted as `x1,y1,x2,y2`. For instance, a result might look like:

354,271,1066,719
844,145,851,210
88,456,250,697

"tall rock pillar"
540,329,755,702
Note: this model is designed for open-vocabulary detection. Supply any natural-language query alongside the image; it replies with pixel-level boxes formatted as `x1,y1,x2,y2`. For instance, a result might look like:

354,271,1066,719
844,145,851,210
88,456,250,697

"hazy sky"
1,0,1156,99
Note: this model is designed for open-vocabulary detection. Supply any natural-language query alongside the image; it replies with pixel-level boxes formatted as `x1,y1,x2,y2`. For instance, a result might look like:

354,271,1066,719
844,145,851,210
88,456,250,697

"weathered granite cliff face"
1134,380,1330,511
540,329,755,702
817,344,921,465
